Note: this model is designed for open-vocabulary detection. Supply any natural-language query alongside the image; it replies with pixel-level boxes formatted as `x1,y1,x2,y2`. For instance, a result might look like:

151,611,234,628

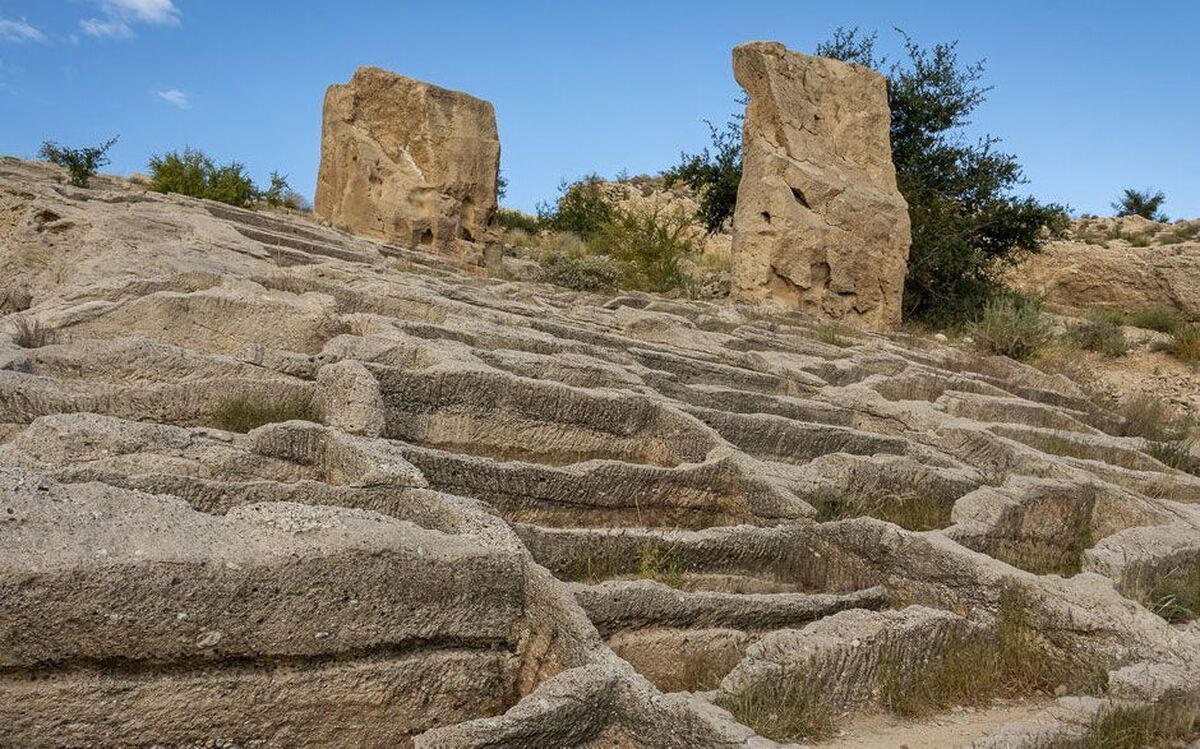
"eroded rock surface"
0,158,1197,747
731,41,911,328
314,66,501,255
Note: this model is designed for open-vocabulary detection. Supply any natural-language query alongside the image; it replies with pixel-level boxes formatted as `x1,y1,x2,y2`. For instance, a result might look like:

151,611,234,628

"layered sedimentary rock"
314,66,500,252
1,158,1198,747
731,41,911,328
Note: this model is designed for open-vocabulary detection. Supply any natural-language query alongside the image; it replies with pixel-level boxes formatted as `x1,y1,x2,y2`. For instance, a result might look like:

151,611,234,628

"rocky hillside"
1,158,1198,747
1010,215,1200,319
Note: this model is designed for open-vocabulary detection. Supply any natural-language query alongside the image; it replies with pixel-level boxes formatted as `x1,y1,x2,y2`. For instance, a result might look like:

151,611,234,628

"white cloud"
81,0,180,39
0,18,46,43
80,17,133,38
157,89,189,109
103,0,181,26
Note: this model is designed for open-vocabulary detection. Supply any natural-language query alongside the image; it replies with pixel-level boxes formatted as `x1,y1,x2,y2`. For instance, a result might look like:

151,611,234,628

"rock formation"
1,158,1198,746
731,41,911,328
314,66,500,254
1009,215,1200,319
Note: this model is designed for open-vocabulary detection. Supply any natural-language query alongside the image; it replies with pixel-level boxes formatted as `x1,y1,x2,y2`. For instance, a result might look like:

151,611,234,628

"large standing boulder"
731,42,911,328
314,66,500,253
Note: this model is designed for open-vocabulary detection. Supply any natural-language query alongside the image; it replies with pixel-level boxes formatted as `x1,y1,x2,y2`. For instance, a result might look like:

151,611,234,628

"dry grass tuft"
809,488,951,531
12,316,55,348
208,394,321,433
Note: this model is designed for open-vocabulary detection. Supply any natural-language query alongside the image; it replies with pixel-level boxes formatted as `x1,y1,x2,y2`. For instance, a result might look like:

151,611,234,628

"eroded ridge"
1,158,1197,747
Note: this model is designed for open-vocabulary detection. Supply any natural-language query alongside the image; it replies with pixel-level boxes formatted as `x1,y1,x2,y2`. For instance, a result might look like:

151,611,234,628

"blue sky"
1,1,1197,218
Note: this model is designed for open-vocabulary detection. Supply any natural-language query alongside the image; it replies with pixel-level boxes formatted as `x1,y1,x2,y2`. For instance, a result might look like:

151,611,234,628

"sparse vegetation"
1114,393,1193,442
1140,563,1200,623
1125,306,1185,335
563,540,684,586
1146,439,1200,476
814,322,861,348
12,316,55,348
532,176,700,294
38,136,118,188
536,251,621,293
1066,311,1128,357
969,294,1053,361
1112,188,1168,222
1067,699,1199,749
496,207,541,233
208,394,321,432
809,488,951,531
718,674,837,743
1164,323,1200,365
149,148,258,208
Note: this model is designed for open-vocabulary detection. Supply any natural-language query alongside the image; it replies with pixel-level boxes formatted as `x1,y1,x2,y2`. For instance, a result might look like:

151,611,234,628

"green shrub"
148,147,257,207
208,394,321,432
662,118,742,235
817,28,1068,324
38,136,118,188
1112,188,1167,222
1067,311,1128,357
537,174,617,240
537,252,621,293
496,207,541,233
589,206,696,292
970,294,1052,361
1125,306,1184,334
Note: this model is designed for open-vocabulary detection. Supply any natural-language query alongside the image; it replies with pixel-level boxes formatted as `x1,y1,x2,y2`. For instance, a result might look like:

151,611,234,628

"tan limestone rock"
314,66,500,253
731,41,911,328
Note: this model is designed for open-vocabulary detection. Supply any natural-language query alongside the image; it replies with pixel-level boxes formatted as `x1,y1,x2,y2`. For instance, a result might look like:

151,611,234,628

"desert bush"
38,136,118,188
970,294,1052,361
1112,188,1168,222
148,147,258,208
208,394,320,433
1066,311,1128,357
662,117,742,234
282,189,311,212
1116,393,1193,442
12,316,55,348
537,174,617,240
816,29,1068,325
1146,439,1200,476
1125,306,1184,334
537,252,621,293
1166,324,1200,365
589,206,696,292
496,207,541,233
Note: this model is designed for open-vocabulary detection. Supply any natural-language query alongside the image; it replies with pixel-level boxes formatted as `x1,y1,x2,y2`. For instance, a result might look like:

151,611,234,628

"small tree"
1112,189,1167,222
537,174,617,240
817,28,1069,323
38,136,118,187
263,171,291,207
662,117,742,235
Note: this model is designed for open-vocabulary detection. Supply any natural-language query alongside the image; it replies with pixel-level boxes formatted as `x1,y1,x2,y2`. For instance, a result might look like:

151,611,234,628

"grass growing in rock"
12,316,55,348
564,539,684,586
208,394,321,433
1065,699,1200,749
809,488,952,531
719,675,838,743
814,322,861,348
1139,564,1200,623
725,585,1104,741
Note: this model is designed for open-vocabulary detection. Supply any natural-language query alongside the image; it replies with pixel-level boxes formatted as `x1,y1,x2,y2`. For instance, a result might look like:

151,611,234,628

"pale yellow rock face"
314,66,500,252
731,41,911,328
